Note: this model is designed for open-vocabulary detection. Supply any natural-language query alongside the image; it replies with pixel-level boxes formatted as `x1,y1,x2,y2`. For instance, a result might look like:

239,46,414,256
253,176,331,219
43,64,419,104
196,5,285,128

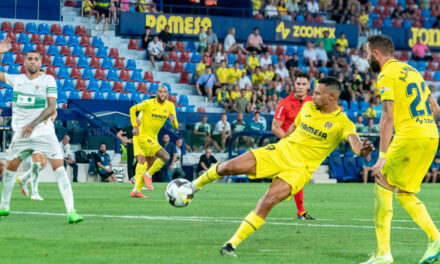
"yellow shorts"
250,141,311,195
133,135,162,157
383,138,438,193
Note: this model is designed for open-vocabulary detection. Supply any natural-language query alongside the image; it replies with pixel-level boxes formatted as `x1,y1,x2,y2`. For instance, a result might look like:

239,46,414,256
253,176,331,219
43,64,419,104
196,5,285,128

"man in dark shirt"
142,26,153,50
157,134,176,182
197,148,218,176
116,124,135,181
286,53,299,71
158,25,175,51
94,143,118,182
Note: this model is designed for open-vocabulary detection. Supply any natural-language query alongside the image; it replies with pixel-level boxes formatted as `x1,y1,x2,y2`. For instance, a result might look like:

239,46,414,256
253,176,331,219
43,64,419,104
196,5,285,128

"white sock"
54,167,74,214
19,169,31,184
0,170,17,210
30,162,43,196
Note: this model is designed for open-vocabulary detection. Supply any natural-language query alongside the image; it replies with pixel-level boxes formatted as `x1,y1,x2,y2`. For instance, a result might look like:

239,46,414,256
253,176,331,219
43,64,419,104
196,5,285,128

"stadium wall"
383,26,440,51
0,0,61,21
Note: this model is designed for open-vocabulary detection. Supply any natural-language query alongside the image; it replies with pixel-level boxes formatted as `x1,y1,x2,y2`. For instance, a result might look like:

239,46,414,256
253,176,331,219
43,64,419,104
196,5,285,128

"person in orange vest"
189,0,201,14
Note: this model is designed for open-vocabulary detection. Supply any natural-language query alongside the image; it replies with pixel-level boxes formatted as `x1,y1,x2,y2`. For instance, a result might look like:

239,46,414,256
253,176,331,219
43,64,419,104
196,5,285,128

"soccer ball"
165,179,194,207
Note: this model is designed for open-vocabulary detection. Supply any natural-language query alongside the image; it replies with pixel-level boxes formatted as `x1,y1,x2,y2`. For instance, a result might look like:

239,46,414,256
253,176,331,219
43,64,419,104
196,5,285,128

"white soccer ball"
165,179,194,207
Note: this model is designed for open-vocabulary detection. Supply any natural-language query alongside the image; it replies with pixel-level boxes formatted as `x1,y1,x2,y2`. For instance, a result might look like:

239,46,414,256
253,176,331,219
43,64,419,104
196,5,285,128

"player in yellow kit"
129,85,178,197
361,35,440,264
190,77,374,257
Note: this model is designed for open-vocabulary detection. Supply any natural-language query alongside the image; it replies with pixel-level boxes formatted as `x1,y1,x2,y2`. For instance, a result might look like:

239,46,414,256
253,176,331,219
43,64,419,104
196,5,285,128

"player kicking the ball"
191,77,374,257
0,38,83,223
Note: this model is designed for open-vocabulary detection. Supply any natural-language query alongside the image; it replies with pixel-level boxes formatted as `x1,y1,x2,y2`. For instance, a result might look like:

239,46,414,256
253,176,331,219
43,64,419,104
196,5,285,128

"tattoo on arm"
382,100,393,114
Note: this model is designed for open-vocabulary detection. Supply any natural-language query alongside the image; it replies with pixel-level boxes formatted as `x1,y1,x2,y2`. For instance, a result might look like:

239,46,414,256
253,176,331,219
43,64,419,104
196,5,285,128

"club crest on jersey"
35,85,39,89
324,121,333,129
164,110,167,114
380,86,390,95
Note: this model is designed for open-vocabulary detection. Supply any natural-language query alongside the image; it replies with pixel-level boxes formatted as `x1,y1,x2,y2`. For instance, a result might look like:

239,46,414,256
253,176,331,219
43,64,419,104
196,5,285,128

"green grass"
0,182,439,264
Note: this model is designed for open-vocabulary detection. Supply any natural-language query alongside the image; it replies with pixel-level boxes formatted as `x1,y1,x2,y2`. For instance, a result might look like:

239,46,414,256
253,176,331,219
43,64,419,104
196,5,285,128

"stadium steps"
310,165,337,184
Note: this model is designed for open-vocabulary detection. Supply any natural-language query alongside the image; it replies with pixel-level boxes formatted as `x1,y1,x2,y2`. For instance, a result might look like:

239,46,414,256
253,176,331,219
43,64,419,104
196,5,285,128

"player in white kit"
0,38,83,223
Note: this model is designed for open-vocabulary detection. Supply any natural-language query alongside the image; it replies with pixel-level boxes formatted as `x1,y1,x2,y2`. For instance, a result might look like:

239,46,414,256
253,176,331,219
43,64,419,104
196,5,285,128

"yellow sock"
193,163,222,190
146,158,165,177
396,193,440,242
374,184,394,256
134,162,147,192
227,211,265,248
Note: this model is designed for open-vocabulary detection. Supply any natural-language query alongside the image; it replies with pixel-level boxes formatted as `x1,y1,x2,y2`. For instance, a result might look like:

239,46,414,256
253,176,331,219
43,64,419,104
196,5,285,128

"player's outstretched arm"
271,119,286,138
348,135,374,157
21,97,57,137
429,94,440,118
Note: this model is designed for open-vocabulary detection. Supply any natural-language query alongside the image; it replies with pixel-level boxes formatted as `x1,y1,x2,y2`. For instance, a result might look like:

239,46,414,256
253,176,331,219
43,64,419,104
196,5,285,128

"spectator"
351,44,370,73
286,54,299,71
142,26,153,49
304,42,318,67
224,28,247,54
233,89,252,113
249,112,265,132
196,54,210,78
275,62,289,82
94,143,118,182
355,115,367,133
315,30,336,56
244,84,253,100
216,60,229,85
278,0,289,20
286,0,299,13
260,51,272,70
158,25,175,51
252,0,263,16
336,32,348,54
425,156,440,183
361,153,375,183
196,148,218,176
82,0,99,21
391,4,404,19
358,10,369,36
193,115,221,152
252,66,266,85
264,64,275,84
366,118,379,133
265,0,279,18
206,27,218,53
232,112,253,148
198,27,208,52
116,124,135,181
212,43,228,73
95,0,111,35
0,108,4,125
157,134,176,182
212,113,232,150
59,135,78,183
239,71,252,89
109,0,119,24
228,61,242,85
329,64,340,77
403,3,418,20
229,84,241,102
148,35,167,70
196,66,216,102
307,0,320,15
412,37,432,61
216,84,233,112
319,0,332,12
268,73,283,98
247,50,260,74
171,138,185,179
246,28,268,54
315,42,328,67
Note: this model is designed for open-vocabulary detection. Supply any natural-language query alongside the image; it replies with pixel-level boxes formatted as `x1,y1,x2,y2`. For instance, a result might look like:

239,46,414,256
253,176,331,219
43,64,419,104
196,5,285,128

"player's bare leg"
142,149,170,191
131,154,148,198
0,158,23,216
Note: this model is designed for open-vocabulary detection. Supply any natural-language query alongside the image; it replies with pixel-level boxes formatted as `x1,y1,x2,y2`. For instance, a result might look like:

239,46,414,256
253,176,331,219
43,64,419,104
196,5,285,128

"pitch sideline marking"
10,211,422,230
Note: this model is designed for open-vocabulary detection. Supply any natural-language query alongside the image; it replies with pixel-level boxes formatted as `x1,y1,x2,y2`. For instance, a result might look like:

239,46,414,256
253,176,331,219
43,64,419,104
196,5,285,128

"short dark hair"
318,76,341,94
100,143,106,147
253,27,259,31
367,34,394,56
26,50,41,57
145,26,150,30
205,66,212,70
295,71,310,80
220,113,227,117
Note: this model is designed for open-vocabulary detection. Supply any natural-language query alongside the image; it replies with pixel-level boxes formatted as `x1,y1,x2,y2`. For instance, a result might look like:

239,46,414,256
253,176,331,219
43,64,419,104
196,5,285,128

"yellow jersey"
228,68,242,84
196,62,207,76
252,72,265,85
378,59,438,140
131,98,177,137
286,101,357,173
230,90,241,100
247,56,259,69
264,70,275,81
336,38,348,52
216,67,229,84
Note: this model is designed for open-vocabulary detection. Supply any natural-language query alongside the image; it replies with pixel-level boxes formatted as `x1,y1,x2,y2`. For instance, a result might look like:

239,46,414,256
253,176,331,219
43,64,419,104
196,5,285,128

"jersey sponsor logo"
305,114,312,117
276,106,284,119
17,95,36,106
265,144,275,150
35,85,40,89
300,121,328,139
151,113,167,120
324,121,333,129
164,109,168,114
380,86,390,95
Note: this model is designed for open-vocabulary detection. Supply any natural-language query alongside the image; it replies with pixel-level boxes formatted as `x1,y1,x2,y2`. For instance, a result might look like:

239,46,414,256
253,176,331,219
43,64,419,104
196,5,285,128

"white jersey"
5,73,57,137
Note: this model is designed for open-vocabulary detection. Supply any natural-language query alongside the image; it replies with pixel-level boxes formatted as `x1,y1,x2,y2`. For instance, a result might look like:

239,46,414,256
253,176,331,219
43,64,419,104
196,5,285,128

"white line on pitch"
10,211,422,230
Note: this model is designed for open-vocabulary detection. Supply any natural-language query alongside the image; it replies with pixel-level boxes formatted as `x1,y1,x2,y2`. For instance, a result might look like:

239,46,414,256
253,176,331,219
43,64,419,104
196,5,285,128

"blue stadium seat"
346,110,356,122
67,35,79,47
101,80,112,92
3,89,13,101
57,67,70,79
126,59,136,70
7,64,19,74
349,100,359,111
370,0,378,5
383,18,392,27
22,43,35,53
319,67,328,76
271,55,279,65
408,60,417,68
0,31,5,41
143,93,151,100
55,79,62,90
422,9,431,17
191,52,202,63
69,90,81,99
95,47,107,58
25,22,37,34
175,106,183,112
185,105,195,112
148,83,159,93
101,57,113,69
0,65,5,72
184,63,196,74
57,91,68,104
132,92,142,103
178,95,189,106
296,15,305,22
63,25,75,36
329,151,345,182
107,69,119,81
18,33,30,43
77,56,89,68
417,61,427,71
88,79,100,91
162,82,172,93
297,46,305,55
1,52,14,65
227,53,236,65
434,72,440,82
403,20,412,28
119,93,130,101
82,68,94,79
285,46,296,56
107,91,118,100
47,45,59,55
124,82,136,93
55,35,67,46
38,23,50,35
91,36,103,47
62,79,75,91
186,42,196,52
371,151,379,164
360,100,369,112
424,19,435,29
72,46,84,57
94,92,105,100
342,152,360,182
52,55,65,67
131,69,143,82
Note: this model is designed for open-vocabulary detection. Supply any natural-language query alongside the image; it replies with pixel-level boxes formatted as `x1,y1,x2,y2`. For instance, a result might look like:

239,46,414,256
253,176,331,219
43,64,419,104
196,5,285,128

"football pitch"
1,182,438,264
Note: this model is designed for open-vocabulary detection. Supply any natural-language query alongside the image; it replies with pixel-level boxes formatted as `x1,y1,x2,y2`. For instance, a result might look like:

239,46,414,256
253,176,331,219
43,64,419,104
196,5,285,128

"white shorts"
7,132,63,161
